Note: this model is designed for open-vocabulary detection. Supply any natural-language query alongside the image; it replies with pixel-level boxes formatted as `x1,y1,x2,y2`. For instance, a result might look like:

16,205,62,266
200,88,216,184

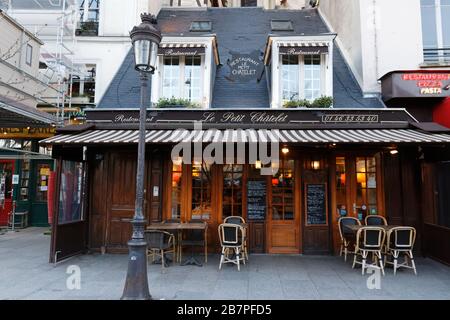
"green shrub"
282,96,333,109
156,97,201,108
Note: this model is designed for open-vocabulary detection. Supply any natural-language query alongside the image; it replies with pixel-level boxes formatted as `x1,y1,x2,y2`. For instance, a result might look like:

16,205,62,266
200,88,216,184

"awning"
40,129,450,145
278,42,329,55
0,96,56,127
158,43,206,56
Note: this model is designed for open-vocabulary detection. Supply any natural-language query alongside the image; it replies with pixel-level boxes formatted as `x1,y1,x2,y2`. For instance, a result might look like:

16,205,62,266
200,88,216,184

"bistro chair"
218,223,245,271
384,227,417,275
144,230,176,273
365,215,388,226
338,217,361,262
223,216,248,261
352,226,386,275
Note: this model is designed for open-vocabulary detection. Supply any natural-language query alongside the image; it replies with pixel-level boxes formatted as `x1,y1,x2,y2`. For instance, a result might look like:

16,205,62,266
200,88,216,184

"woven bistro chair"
365,215,388,226
144,230,176,273
338,217,361,261
352,226,386,276
384,226,417,275
218,223,245,271
223,216,248,261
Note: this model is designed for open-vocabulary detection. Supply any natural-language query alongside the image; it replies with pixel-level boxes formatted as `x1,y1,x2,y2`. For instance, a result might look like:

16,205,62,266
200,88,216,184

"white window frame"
279,54,326,102
421,0,450,62
25,44,33,67
160,55,204,103
151,37,216,109
270,35,334,109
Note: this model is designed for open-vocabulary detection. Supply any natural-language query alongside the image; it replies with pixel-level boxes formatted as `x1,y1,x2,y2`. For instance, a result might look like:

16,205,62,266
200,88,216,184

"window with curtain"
162,55,202,103
304,55,321,101
281,55,299,102
171,161,182,220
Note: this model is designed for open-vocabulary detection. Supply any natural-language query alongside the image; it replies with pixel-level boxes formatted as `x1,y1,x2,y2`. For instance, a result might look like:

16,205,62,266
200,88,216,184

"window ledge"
420,62,450,68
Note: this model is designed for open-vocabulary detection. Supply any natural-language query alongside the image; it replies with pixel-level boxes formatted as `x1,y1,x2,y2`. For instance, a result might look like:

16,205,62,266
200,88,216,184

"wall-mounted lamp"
311,160,321,170
255,160,262,169
390,149,399,155
281,147,289,154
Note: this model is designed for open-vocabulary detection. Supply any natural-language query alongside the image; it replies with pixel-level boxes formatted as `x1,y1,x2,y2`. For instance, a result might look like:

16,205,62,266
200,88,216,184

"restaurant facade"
41,7,450,265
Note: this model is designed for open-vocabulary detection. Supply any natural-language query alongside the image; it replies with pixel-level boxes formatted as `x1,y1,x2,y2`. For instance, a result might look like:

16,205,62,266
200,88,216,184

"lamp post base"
121,238,151,300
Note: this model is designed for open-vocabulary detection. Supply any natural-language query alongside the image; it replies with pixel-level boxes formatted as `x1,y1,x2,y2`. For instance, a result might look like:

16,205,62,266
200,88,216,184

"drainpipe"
372,0,380,93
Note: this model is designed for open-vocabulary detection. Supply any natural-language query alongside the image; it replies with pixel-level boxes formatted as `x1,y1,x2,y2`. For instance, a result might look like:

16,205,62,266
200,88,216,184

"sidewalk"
1,227,450,300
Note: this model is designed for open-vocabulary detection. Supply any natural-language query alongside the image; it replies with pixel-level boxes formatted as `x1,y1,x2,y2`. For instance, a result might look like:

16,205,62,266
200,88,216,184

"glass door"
267,158,300,253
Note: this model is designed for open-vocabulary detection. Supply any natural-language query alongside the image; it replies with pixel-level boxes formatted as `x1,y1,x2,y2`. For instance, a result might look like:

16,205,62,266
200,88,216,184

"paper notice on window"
40,186,48,191
40,168,50,176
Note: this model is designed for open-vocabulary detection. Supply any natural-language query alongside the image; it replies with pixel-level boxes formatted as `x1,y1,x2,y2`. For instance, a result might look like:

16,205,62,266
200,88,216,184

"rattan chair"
338,217,361,261
384,226,417,275
144,230,176,273
218,223,245,271
365,215,388,226
352,226,386,275
223,216,248,261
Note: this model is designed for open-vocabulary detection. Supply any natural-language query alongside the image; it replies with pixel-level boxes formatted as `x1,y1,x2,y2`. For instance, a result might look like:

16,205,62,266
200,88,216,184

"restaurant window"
171,160,183,220
335,157,347,218
35,164,51,202
280,54,323,103
222,164,243,219
58,161,85,224
271,159,294,220
355,157,377,220
162,55,202,103
304,55,321,101
191,162,212,221
421,0,450,63
281,55,299,101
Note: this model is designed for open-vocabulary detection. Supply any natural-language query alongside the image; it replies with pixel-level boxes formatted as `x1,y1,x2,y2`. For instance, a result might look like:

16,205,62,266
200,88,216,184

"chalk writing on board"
247,180,266,220
305,183,327,225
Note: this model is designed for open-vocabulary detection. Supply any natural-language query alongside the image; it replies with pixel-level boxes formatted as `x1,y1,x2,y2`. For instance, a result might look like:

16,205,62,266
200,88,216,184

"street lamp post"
121,13,161,300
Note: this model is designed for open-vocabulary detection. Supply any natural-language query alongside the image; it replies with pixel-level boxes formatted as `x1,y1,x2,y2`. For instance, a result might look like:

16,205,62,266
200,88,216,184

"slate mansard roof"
98,7,385,109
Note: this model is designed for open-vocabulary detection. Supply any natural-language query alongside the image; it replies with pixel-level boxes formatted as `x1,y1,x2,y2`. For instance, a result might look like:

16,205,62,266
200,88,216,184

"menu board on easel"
305,183,328,225
247,179,266,220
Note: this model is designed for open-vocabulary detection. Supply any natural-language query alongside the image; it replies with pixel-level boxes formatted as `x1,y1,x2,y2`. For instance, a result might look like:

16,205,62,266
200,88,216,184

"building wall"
319,0,424,95
0,11,45,107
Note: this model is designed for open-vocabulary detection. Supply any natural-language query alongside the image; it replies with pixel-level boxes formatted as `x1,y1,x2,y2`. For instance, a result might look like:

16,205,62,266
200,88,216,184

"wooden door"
267,158,301,253
0,160,14,226
302,157,330,254
105,152,137,249
331,154,385,253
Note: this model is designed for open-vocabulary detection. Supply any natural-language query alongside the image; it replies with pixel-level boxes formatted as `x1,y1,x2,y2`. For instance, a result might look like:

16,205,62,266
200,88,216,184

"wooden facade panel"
270,225,297,248
110,153,137,207
248,222,265,253
423,223,450,266
303,227,329,254
89,156,107,249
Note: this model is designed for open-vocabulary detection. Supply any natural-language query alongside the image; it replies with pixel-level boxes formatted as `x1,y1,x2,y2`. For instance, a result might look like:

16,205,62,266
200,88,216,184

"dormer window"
161,55,202,103
264,35,335,108
151,37,220,108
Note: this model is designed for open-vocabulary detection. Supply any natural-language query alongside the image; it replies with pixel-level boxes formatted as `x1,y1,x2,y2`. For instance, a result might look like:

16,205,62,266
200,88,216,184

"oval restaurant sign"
225,50,264,83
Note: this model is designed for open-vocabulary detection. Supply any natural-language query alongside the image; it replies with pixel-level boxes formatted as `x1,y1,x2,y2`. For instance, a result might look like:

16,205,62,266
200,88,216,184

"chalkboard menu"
247,180,266,220
305,183,327,225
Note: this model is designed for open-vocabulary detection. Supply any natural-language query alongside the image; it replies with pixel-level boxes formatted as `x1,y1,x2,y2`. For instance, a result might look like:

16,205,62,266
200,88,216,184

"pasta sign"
226,50,264,83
